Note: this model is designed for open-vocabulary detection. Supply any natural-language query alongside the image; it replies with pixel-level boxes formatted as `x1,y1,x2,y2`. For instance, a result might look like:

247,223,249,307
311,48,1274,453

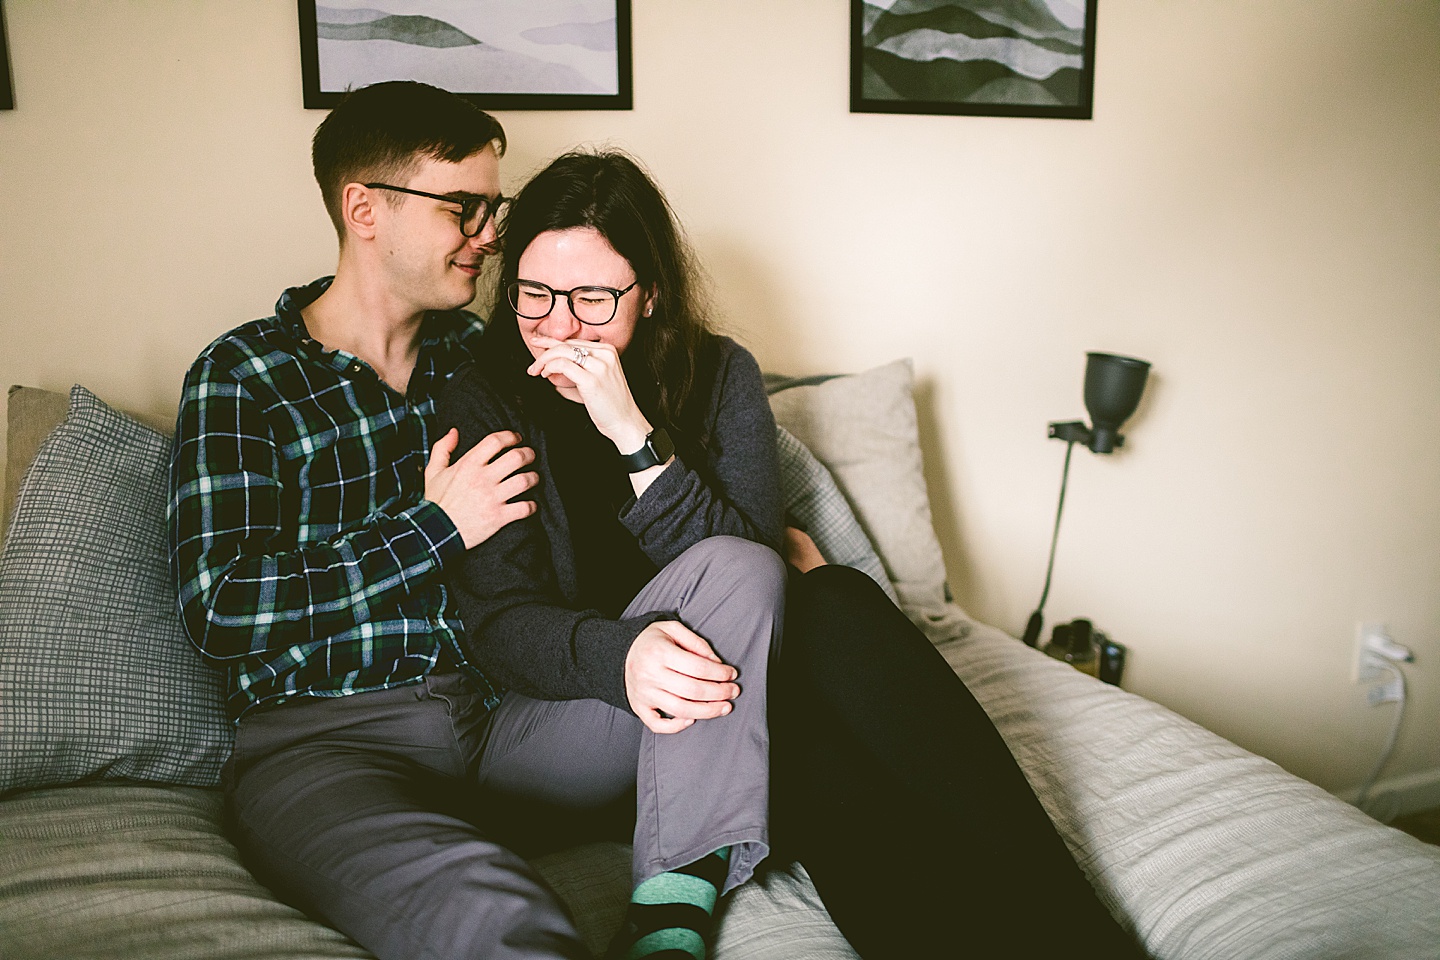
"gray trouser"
224,537,784,960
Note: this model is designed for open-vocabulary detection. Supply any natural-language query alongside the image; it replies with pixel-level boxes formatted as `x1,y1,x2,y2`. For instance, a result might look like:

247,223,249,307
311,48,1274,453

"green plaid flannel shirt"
167,278,500,719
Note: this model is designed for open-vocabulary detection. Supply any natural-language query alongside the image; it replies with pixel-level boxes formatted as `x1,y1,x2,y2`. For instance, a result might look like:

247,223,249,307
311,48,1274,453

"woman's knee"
675,536,786,607
662,537,785,667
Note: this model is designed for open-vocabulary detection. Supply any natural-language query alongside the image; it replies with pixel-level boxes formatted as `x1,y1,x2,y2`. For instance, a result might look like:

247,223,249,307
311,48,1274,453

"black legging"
770,564,1143,959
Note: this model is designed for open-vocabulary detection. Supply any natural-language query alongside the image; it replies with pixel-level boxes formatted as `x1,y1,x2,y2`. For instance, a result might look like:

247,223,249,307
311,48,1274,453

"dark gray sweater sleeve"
437,370,659,711
618,340,783,568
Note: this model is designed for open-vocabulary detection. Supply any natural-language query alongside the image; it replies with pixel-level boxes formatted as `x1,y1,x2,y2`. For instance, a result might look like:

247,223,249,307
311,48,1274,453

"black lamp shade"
1083,352,1150,453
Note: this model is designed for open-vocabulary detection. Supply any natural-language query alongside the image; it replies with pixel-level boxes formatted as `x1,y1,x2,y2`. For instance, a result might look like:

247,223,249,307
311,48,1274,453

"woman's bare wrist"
610,417,653,456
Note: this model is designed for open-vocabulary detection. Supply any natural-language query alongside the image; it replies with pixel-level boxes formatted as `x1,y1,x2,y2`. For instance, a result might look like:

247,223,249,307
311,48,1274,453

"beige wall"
2,2,1437,802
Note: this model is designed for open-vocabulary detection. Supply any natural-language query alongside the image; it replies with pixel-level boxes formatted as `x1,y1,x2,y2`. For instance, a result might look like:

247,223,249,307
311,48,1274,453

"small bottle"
1065,619,1099,677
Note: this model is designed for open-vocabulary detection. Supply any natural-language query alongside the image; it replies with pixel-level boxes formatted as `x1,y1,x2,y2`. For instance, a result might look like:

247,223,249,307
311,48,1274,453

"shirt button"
347,361,363,375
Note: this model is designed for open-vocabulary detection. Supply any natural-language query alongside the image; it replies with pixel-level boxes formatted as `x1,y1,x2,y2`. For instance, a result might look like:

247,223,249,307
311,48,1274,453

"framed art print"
0,0,13,111
851,0,1097,120
299,1,632,110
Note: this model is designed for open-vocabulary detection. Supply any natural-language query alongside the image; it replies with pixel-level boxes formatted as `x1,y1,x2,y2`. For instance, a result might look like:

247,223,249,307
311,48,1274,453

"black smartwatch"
619,427,674,473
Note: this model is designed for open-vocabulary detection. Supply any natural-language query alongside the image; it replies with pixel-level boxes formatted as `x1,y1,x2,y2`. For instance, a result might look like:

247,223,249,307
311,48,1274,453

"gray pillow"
775,426,899,604
0,386,231,794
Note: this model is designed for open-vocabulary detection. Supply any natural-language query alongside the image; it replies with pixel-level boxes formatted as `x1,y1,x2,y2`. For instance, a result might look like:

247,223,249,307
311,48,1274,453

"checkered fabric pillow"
776,426,899,604
0,386,231,793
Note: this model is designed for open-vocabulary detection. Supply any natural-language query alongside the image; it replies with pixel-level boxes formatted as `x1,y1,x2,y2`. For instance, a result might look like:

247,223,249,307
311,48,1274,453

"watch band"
619,427,674,473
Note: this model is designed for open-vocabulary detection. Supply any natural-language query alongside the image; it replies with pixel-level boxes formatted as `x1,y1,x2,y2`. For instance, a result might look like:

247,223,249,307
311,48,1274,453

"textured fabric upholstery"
943,620,1440,960
0,783,858,960
0,784,372,960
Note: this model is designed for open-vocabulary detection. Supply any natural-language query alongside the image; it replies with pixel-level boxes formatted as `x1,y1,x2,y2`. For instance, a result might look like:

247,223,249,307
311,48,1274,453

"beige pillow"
3,386,70,542
768,360,969,644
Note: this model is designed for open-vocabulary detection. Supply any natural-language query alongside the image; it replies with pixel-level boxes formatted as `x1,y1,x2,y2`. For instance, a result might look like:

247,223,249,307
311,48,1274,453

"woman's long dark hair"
484,150,718,443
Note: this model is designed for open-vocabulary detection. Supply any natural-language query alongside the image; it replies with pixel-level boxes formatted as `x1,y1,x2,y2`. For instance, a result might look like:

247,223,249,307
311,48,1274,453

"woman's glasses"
508,279,639,326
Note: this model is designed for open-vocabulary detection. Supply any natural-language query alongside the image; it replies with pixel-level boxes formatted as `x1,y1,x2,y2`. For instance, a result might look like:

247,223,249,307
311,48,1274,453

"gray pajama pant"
224,536,785,960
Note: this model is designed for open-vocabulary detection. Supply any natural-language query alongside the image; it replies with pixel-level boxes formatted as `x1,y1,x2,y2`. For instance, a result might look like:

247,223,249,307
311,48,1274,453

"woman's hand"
783,526,828,573
625,621,741,734
527,335,652,455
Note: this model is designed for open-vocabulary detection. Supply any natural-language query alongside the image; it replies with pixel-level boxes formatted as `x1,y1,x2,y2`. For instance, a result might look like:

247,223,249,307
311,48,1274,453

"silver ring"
571,346,589,367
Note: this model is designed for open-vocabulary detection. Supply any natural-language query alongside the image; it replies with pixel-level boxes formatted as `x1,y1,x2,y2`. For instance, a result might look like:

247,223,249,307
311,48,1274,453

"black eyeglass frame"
508,279,641,327
363,183,509,238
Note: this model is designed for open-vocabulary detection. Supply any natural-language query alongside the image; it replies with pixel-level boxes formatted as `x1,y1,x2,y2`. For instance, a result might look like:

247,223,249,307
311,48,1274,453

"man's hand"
625,621,740,734
425,428,538,549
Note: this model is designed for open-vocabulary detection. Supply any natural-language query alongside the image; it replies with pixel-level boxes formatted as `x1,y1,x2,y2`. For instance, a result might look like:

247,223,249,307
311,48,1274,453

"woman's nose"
539,301,582,339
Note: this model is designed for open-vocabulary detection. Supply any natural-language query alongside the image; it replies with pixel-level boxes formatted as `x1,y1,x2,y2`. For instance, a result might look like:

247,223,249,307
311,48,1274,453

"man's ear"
341,182,379,241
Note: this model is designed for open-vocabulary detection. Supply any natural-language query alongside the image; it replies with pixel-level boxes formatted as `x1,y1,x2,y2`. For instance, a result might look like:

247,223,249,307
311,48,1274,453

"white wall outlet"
1353,622,1390,683
1368,676,1404,706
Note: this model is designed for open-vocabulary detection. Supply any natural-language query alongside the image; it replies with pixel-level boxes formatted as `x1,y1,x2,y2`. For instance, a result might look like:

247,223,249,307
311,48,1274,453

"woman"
440,151,1141,959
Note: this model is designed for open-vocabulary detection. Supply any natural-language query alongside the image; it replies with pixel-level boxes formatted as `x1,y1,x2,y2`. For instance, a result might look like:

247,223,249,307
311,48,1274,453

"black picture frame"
851,0,1097,120
298,1,631,111
0,0,14,111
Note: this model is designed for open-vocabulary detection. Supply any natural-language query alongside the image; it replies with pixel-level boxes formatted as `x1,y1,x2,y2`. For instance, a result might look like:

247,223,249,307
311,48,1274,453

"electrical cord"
1022,439,1076,646
1354,658,1407,817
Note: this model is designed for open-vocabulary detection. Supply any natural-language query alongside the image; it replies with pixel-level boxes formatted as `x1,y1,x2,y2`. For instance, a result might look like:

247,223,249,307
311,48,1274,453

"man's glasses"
364,183,510,238
508,279,640,326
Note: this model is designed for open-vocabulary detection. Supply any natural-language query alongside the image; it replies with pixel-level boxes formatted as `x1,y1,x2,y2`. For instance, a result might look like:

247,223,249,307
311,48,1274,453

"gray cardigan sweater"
435,336,781,713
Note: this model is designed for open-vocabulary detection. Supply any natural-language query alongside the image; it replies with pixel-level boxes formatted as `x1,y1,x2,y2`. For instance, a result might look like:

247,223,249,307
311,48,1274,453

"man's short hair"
311,81,507,240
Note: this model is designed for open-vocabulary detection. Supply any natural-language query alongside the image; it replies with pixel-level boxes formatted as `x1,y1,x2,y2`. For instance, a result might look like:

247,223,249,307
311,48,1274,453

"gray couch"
2,363,1437,960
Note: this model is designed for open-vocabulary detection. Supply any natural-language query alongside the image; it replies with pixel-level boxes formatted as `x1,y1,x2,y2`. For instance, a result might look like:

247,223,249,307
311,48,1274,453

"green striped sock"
619,847,731,960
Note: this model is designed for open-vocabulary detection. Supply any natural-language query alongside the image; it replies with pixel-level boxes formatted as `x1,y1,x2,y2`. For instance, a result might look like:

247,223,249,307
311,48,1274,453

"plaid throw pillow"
0,386,231,793
775,426,899,604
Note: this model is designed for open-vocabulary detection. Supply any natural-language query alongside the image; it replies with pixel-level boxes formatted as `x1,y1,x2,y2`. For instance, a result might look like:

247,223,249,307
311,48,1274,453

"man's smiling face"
373,144,501,314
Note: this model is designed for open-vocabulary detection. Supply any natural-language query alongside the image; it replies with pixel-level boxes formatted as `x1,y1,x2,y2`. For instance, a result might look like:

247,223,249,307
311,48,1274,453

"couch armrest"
3,385,70,543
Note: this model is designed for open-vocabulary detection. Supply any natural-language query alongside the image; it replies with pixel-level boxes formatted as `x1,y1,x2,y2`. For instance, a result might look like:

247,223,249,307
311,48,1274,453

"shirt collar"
272,276,484,358
273,277,331,348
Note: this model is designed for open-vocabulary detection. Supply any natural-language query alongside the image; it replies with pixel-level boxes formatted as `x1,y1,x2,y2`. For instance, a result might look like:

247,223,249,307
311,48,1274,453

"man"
172,81,779,960
167,81,574,958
